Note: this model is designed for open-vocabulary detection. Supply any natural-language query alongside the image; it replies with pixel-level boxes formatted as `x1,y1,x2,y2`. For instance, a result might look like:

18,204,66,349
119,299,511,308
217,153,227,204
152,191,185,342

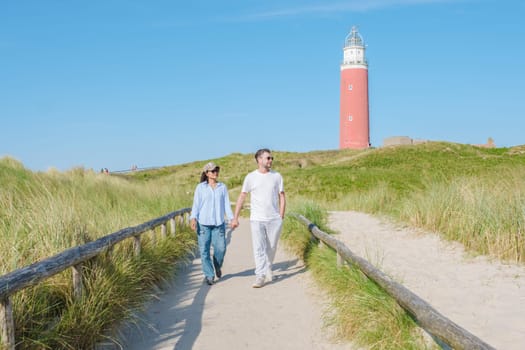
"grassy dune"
0,157,196,349
2,141,524,348
138,141,525,263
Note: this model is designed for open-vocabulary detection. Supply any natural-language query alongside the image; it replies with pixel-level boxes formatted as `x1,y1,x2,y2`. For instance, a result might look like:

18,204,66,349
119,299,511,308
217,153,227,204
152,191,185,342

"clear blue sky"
1,0,524,171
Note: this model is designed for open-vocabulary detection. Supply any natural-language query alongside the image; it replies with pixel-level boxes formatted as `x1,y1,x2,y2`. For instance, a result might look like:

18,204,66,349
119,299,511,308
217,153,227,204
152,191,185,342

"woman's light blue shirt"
190,181,234,226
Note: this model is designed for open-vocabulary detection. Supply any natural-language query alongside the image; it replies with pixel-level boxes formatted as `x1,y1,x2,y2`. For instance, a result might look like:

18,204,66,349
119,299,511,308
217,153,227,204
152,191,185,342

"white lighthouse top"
344,26,365,48
341,26,367,69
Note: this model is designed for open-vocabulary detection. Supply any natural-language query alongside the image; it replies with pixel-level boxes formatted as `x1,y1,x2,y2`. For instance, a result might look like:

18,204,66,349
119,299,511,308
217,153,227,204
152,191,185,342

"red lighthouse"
340,26,370,149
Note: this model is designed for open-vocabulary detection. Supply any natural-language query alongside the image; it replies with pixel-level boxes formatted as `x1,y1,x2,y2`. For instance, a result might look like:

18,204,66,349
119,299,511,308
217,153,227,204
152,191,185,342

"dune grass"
11,234,195,349
396,174,525,262
0,157,196,349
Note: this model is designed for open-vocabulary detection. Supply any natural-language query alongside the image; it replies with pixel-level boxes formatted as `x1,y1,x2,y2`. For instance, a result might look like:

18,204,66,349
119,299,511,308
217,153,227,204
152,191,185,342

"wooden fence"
0,207,191,350
294,214,496,350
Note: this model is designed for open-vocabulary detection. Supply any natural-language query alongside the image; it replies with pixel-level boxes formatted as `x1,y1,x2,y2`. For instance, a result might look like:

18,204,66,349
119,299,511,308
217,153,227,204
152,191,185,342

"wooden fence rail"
293,214,496,350
0,207,191,349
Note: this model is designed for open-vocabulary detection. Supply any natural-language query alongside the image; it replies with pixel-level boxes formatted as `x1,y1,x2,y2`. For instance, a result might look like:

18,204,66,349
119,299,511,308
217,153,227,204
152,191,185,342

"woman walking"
190,162,234,285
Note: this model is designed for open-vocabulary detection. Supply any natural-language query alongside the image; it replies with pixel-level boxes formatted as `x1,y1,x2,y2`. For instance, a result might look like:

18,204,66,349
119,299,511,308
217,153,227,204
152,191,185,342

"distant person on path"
190,162,234,286
231,149,286,288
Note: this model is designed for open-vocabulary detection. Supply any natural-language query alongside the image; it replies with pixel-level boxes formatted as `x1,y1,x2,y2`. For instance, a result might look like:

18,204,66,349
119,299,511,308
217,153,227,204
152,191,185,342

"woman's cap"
203,162,219,172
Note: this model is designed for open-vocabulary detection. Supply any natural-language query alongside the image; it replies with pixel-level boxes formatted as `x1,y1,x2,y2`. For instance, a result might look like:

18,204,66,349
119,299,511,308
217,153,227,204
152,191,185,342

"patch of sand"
328,211,525,350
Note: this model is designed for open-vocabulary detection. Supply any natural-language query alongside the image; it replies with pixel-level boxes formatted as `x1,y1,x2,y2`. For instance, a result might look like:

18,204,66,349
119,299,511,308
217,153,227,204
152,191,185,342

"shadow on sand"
106,227,308,350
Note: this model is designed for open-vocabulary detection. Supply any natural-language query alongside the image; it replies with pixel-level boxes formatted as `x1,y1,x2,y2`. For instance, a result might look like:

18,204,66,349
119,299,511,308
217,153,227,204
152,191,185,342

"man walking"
231,149,286,288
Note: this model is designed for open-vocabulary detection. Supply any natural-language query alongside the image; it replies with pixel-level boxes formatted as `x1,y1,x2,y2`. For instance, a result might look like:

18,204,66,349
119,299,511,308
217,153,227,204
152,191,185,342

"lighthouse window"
348,84,353,90
348,115,353,121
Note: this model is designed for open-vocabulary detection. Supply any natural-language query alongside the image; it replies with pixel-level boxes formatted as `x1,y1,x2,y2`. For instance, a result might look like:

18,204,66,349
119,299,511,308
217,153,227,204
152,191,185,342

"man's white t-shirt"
241,170,284,221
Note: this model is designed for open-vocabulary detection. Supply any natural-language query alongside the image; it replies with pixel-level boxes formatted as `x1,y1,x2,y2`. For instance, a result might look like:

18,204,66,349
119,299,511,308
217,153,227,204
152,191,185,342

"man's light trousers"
250,218,283,277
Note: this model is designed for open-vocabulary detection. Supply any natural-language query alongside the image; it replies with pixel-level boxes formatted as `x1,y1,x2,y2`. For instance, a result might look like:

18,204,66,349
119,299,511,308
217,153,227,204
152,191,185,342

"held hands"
230,218,239,229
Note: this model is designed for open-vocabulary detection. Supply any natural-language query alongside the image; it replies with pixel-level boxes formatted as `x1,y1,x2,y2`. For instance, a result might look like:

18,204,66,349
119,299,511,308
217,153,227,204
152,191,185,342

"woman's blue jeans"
197,222,226,279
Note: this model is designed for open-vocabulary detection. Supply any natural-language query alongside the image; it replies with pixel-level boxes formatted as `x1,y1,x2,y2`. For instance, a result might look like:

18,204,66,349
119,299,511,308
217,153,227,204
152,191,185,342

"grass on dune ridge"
2,141,525,348
130,141,525,263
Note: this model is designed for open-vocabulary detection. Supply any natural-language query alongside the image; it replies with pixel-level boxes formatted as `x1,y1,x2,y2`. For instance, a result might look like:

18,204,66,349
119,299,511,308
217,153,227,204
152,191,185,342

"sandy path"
116,218,351,350
328,211,525,350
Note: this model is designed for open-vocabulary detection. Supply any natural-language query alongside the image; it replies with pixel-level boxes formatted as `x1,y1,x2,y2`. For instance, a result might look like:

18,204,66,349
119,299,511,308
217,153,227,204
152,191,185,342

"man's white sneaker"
265,269,273,282
252,276,265,288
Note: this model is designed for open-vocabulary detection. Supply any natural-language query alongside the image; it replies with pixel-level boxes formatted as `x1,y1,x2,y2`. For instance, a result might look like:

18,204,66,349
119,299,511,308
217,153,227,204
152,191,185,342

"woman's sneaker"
205,277,214,285
252,276,265,288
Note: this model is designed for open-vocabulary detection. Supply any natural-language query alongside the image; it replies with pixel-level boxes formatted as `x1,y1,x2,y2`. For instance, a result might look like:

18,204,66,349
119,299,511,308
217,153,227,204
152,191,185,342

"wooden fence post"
150,229,156,246
337,251,344,267
133,235,141,256
0,296,15,350
161,223,167,238
170,218,176,235
72,264,83,300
